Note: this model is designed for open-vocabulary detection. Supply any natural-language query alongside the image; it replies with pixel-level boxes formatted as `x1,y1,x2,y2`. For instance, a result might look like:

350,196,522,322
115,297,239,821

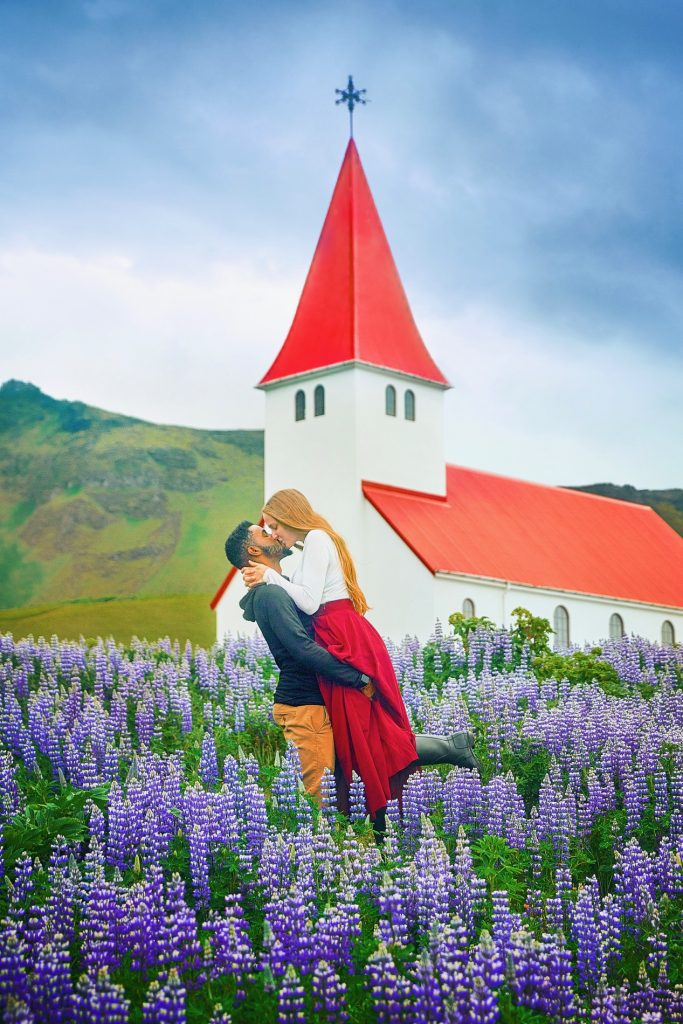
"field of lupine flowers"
1,612,682,1023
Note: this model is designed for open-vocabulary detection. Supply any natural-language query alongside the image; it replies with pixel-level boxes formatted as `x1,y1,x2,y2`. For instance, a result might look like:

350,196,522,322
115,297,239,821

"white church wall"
262,364,447,561
262,367,366,559
361,503,437,641
353,367,447,497
433,572,683,647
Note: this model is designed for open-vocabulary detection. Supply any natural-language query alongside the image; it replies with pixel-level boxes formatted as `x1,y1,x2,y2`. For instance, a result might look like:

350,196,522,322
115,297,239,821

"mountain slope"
0,380,263,608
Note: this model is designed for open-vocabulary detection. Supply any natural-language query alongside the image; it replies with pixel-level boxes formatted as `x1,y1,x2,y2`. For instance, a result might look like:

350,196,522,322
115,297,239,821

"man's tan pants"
272,703,334,806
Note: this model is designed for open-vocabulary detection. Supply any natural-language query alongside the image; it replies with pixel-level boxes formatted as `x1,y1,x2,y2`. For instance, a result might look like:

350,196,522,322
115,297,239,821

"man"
225,520,371,804
224,520,479,808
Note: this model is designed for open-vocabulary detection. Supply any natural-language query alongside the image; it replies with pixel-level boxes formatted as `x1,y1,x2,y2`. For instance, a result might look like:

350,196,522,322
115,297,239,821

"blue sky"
1,0,681,487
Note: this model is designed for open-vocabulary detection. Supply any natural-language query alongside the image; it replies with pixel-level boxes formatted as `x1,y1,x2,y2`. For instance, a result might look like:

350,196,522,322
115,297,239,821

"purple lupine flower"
142,969,186,1023
491,891,521,950
319,768,338,824
0,926,29,1006
542,930,576,1022
366,942,411,1024
107,782,136,870
591,978,620,1024
376,871,410,948
469,972,500,1024
1,997,35,1023
277,964,306,1023
410,948,444,1024
599,893,623,969
471,931,505,995
242,778,268,859
44,838,76,945
311,960,349,1023
29,936,72,1023
653,767,669,819
313,897,361,973
312,815,342,889
614,838,656,924
260,920,288,980
571,881,604,992
161,872,204,985
0,751,21,820
72,967,130,1024
257,833,294,896
265,887,314,974
414,823,453,934
199,731,220,788
9,852,34,919
348,772,367,824
187,824,211,908
204,893,254,1002
80,871,122,971
123,872,165,975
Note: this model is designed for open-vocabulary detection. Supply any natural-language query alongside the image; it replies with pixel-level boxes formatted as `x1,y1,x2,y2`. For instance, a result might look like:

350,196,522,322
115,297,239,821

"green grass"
0,593,216,648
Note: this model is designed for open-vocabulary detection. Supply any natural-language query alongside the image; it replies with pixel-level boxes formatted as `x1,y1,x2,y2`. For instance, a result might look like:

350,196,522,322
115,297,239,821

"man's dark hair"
225,520,254,569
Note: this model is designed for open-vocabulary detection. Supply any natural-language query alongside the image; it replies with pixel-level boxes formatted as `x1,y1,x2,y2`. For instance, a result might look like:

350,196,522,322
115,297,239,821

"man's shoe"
415,731,479,772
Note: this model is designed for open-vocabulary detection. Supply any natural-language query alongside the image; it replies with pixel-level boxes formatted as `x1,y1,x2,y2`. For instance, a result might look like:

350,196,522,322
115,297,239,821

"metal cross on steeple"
335,75,367,137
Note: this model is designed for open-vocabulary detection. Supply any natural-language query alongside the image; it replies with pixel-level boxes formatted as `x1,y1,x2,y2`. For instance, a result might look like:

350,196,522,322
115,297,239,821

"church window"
609,613,624,640
462,598,475,617
662,620,675,646
295,390,306,421
385,385,396,417
405,389,416,421
553,605,570,649
314,384,325,417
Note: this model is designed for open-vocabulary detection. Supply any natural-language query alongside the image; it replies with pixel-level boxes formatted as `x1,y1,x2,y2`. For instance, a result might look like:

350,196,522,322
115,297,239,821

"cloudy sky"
1,0,681,488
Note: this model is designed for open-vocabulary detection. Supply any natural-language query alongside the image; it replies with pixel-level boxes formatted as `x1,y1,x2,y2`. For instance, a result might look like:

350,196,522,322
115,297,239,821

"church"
213,138,683,647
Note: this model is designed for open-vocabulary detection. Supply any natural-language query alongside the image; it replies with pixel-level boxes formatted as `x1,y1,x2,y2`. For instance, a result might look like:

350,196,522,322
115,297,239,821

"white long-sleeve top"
263,528,349,615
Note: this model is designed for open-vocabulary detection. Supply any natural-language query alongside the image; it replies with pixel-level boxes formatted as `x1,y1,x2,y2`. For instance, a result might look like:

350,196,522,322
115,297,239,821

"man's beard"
262,542,293,560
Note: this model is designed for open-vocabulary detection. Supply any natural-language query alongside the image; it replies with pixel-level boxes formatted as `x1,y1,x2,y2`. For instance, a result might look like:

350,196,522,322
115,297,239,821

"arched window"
662,620,675,646
385,385,396,417
295,390,306,421
462,598,475,618
314,384,325,417
609,613,624,640
404,389,416,421
553,605,570,649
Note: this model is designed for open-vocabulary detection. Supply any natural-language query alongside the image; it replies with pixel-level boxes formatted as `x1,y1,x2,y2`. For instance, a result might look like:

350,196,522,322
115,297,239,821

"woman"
241,488,418,824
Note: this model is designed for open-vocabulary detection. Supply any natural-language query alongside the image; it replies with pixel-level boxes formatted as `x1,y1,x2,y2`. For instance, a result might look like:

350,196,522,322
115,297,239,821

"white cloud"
421,304,683,488
0,246,301,429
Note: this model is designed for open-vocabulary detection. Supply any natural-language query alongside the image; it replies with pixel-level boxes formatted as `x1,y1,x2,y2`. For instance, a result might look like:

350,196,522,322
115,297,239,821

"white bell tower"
257,139,450,560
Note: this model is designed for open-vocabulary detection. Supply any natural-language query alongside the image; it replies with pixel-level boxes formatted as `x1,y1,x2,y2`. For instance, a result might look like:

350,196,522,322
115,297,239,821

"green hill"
0,380,263,609
567,482,683,538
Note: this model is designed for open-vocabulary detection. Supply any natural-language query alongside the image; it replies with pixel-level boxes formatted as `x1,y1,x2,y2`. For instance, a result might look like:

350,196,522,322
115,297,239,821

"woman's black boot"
415,731,479,771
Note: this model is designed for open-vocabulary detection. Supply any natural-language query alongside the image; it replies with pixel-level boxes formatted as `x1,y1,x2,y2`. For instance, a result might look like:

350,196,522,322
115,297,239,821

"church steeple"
258,139,450,390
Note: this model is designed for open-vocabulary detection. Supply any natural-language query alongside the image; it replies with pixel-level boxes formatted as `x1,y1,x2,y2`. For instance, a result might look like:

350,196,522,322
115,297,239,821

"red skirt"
313,599,418,818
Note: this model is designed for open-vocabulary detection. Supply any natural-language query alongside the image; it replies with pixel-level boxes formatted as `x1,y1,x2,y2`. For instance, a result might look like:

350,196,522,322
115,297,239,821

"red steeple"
258,140,450,388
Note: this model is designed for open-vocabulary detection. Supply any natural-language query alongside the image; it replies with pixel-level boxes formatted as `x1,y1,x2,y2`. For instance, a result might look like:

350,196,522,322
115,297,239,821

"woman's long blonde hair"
262,489,369,615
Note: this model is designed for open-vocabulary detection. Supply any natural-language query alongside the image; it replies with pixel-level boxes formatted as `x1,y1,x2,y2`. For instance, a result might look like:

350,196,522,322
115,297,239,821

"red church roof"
258,140,449,388
363,467,683,609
